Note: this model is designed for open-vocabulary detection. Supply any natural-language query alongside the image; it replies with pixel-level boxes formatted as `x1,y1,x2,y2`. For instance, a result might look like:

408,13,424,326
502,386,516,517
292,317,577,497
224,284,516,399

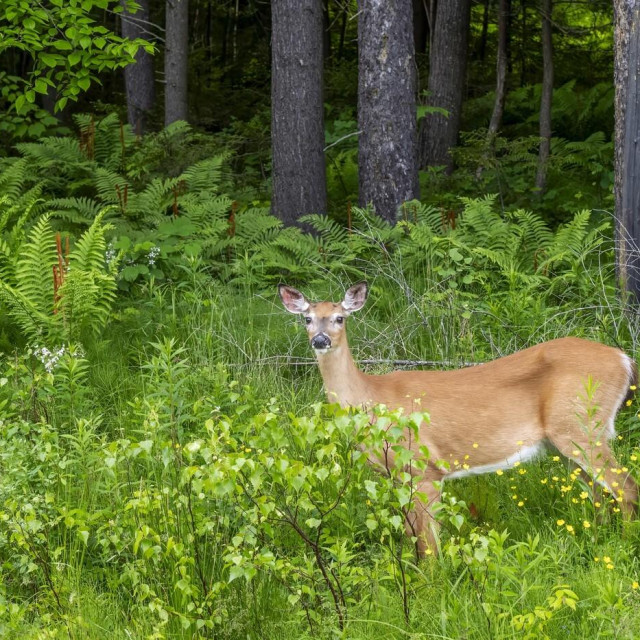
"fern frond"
15,214,57,313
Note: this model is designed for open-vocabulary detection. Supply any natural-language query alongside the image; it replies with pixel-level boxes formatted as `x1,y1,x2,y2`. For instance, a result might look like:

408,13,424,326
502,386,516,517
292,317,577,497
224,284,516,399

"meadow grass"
2,272,640,639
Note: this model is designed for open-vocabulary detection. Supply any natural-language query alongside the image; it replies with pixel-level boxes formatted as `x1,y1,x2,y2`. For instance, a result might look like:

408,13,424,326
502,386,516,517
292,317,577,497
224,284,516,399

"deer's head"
278,282,368,354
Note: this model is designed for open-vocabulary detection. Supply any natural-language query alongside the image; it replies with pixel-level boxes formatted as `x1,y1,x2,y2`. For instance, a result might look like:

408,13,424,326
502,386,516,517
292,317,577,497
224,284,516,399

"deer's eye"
304,316,313,325
335,316,344,325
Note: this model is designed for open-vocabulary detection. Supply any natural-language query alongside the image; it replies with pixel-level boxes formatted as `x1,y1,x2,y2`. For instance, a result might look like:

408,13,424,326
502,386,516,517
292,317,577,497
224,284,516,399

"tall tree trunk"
488,0,509,137
418,0,471,172
121,0,155,135
477,0,508,179
478,0,491,62
358,0,419,223
323,0,332,60
338,5,348,59
165,0,189,125
535,0,553,194
614,0,640,300
519,0,526,83
271,0,327,225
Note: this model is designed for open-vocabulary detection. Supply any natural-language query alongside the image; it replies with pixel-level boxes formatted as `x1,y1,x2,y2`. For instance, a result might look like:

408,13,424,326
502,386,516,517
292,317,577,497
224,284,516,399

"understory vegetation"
2,117,640,639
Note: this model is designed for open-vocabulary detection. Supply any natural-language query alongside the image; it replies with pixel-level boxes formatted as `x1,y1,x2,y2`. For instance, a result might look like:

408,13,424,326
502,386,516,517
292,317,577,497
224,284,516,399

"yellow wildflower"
556,519,565,526
626,400,633,407
473,443,479,449
583,521,591,529
580,491,589,499
518,501,524,507
633,581,639,590
552,456,560,462
496,469,504,476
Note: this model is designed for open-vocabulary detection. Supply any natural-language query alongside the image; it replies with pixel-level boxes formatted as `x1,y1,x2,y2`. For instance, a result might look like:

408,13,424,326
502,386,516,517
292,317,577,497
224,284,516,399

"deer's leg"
404,476,441,558
548,433,637,518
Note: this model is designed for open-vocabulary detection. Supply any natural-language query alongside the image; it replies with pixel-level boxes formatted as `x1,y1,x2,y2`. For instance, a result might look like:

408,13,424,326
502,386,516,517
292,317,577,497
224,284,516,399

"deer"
278,281,639,555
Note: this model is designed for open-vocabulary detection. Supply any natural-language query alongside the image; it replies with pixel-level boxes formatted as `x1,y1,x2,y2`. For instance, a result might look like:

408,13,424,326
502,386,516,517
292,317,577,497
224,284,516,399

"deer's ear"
342,281,368,314
278,285,310,314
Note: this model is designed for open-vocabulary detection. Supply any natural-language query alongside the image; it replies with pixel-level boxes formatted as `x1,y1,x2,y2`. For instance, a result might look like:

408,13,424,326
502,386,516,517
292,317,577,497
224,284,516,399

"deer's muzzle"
311,333,331,350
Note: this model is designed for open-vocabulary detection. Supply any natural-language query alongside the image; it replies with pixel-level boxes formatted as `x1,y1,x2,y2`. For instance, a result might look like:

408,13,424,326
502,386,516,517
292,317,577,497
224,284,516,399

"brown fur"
279,283,638,555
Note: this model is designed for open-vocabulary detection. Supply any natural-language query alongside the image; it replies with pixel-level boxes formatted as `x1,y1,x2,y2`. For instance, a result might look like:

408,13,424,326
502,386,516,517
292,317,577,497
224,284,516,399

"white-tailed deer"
279,281,638,554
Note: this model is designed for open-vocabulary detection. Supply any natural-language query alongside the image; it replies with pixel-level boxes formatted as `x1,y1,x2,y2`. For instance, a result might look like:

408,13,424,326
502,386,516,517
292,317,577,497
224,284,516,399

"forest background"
3,0,640,638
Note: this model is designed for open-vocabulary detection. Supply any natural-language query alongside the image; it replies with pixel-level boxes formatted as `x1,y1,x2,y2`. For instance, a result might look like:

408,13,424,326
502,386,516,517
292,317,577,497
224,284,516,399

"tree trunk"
519,0,526,82
271,0,327,226
535,0,553,194
121,0,155,135
478,0,491,62
165,0,189,125
488,0,509,137
323,0,332,60
358,0,419,223
338,5,348,59
418,0,471,172
614,0,640,300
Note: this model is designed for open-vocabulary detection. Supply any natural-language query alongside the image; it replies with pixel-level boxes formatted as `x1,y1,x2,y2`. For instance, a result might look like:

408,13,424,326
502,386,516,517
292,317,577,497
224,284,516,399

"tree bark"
488,0,509,137
535,0,553,194
121,0,155,134
614,0,640,300
418,0,471,172
165,0,189,125
358,0,419,223
271,0,327,226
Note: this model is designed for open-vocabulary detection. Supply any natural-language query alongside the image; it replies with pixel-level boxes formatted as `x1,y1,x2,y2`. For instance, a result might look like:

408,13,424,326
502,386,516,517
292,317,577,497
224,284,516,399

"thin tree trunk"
476,0,508,179
323,0,332,60
479,0,491,62
165,0,189,125
121,0,155,134
535,0,553,193
338,5,348,59
614,0,640,300
418,0,471,172
488,0,509,136
519,0,526,82
271,0,327,225
358,0,419,223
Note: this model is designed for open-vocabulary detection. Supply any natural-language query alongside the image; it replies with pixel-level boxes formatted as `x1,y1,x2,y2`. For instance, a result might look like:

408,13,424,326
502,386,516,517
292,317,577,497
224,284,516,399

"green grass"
3,274,640,639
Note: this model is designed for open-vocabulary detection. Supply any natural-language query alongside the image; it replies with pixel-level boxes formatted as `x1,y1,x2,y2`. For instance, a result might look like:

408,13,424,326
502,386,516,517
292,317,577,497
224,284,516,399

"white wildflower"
148,246,161,266
33,345,66,373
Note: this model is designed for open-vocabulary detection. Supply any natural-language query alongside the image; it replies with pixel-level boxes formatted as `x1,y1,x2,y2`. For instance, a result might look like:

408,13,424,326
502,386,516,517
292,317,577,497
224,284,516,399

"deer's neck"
316,340,370,408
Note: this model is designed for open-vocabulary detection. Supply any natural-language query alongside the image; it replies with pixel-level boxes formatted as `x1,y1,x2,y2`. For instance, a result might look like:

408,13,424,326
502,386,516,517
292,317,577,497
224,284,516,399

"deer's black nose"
311,334,331,350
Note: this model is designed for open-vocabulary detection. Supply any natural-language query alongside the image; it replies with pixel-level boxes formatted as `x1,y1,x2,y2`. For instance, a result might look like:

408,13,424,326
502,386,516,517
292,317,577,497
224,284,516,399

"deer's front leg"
404,475,442,558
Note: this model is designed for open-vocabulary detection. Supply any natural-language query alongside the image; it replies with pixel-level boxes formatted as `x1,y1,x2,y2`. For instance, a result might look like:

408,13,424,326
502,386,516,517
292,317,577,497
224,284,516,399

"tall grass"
3,218,640,638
